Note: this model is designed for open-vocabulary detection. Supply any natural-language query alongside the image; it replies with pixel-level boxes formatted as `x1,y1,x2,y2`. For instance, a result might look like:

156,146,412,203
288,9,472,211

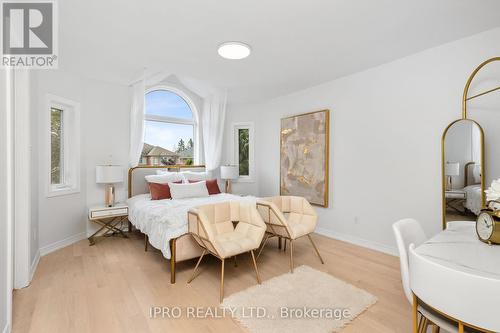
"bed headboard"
464,162,481,186
128,165,206,198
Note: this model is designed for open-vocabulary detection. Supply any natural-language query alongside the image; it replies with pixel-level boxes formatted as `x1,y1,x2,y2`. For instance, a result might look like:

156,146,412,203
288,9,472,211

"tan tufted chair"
256,196,324,272
187,201,266,302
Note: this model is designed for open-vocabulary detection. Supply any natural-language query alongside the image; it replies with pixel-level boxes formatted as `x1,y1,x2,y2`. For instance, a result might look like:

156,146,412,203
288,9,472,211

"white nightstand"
445,190,467,214
88,203,129,245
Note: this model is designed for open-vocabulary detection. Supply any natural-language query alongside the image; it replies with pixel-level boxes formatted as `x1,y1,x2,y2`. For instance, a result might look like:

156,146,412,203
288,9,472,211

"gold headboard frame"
128,164,206,198
464,161,479,187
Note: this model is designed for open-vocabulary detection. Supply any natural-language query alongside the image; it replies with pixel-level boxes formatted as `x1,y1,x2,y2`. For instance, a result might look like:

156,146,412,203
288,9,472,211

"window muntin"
50,107,64,185
142,89,196,166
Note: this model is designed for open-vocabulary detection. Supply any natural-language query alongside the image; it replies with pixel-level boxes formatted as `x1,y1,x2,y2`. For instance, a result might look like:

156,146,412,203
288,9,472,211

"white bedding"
463,184,482,215
127,193,256,259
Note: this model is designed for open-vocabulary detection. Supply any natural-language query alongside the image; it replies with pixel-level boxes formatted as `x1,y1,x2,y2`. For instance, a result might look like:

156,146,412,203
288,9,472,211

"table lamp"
220,165,239,193
445,162,460,190
96,165,123,207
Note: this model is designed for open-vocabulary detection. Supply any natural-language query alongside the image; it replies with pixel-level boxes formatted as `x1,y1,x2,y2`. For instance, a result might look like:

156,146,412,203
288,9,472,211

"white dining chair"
393,218,466,333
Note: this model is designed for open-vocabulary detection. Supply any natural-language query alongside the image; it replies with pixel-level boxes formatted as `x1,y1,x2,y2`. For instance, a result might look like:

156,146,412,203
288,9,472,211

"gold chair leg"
257,234,270,260
278,237,282,249
250,250,261,284
417,316,424,333
307,234,325,264
283,239,287,252
412,294,418,333
458,322,464,333
144,234,148,252
289,240,294,273
187,250,207,284
220,259,225,303
432,325,440,333
424,318,430,333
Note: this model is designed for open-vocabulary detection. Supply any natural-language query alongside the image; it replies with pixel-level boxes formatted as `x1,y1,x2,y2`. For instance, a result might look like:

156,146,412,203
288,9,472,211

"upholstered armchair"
187,201,266,302
256,196,324,272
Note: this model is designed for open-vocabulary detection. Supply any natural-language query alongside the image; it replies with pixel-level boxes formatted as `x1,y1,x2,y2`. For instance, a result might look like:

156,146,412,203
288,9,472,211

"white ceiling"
59,0,500,104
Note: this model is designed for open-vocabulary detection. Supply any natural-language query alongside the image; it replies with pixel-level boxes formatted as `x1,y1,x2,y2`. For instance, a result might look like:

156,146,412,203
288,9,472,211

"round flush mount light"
218,42,251,60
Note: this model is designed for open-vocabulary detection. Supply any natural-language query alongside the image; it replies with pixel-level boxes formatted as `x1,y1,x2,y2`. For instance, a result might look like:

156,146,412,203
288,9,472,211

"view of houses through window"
141,89,195,166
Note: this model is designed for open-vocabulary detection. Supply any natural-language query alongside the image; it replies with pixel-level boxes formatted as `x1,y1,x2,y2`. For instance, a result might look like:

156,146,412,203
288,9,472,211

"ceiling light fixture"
218,42,251,60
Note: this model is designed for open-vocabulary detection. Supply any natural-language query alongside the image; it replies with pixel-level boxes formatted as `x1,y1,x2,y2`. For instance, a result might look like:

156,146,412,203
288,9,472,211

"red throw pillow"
149,181,183,200
188,179,221,195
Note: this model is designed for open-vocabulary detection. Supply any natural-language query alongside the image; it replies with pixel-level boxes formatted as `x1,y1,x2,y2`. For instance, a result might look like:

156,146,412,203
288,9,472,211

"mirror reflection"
443,119,484,224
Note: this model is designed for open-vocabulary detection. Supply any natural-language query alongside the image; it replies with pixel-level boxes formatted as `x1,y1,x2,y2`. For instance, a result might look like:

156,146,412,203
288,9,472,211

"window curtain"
128,79,145,167
201,91,227,172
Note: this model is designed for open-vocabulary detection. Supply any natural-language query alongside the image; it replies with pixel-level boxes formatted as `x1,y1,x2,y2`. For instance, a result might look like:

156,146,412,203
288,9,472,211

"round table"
410,221,500,332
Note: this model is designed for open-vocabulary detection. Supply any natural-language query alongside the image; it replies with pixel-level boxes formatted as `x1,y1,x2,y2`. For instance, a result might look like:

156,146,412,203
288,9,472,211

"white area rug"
221,265,377,333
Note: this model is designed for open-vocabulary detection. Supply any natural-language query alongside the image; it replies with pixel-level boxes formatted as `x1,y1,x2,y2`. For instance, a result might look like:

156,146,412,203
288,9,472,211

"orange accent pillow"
189,179,221,195
149,181,183,200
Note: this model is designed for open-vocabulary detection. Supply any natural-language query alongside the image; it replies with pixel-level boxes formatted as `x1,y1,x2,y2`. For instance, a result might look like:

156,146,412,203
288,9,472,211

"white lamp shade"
220,165,239,180
445,162,460,176
96,165,123,184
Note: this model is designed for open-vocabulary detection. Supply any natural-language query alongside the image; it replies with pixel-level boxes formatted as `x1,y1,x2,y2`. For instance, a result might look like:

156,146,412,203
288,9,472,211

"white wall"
0,68,14,333
444,120,473,189
224,27,500,255
33,70,130,252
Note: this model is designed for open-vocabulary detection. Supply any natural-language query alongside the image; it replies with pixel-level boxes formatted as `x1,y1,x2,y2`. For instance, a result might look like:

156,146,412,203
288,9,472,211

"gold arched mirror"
442,119,485,229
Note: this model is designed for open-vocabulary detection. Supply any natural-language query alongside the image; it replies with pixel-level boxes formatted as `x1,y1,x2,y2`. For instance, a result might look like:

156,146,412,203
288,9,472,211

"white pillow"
169,181,209,199
181,171,208,182
145,173,185,184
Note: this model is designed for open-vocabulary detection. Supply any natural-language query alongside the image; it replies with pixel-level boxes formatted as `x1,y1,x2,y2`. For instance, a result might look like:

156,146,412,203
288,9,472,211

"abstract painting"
280,110,329,207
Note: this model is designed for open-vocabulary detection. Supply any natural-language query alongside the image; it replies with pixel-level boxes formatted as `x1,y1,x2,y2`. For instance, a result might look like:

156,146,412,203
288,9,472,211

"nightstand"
88,203,129,245
445,190,467,214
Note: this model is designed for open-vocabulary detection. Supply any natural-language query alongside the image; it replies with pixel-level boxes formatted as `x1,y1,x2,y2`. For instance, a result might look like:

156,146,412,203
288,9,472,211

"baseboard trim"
315,227,398,257
3,323,10,333
40,232,87,256
29,249,40,282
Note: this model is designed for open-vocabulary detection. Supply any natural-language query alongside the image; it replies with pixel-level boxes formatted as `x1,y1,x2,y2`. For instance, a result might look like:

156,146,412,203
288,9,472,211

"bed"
462,162,483,215
127,165,256,283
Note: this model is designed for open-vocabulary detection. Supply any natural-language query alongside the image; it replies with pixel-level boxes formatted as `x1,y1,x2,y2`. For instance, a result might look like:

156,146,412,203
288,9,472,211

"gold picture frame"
280,109,330,207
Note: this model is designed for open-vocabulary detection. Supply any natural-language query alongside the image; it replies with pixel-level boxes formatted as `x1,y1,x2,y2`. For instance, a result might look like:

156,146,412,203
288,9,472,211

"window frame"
232,122,255,183
45,94,80,197
144,86,200,164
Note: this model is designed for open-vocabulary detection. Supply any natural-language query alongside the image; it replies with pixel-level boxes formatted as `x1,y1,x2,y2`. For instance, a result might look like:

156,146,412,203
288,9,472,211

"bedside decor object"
280,110,329,207
476,209,500,244
88,203,128,245
220,165,238,193
444,162,459,190
96,165,123,207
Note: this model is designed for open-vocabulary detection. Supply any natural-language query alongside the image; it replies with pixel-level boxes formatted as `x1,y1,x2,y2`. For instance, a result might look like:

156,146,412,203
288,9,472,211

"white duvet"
127,193,256,259
463,184,482,216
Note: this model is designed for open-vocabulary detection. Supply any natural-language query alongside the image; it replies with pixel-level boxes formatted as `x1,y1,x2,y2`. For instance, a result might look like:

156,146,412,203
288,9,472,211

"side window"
233,122,254,182
46,95,80,197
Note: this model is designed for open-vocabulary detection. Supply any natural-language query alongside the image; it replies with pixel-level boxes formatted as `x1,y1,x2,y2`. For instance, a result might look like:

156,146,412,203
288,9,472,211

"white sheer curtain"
201,92,227,172
128,79,145,167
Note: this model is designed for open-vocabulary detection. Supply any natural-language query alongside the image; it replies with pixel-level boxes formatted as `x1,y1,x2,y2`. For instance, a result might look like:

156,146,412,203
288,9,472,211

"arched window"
141,88,198,166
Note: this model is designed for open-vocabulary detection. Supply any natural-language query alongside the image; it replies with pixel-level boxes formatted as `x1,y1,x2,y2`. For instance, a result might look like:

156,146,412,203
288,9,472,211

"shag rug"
221,265,377,333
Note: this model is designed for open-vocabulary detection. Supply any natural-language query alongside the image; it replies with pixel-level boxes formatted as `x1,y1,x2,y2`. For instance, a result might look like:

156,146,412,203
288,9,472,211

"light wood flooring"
12,232,411,333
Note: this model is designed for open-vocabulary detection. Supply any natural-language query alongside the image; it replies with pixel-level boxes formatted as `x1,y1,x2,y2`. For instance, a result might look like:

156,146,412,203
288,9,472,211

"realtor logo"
1,0,58,68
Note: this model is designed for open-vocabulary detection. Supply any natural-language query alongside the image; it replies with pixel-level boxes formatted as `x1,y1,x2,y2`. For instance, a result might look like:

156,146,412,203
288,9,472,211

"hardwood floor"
12,233,411,333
